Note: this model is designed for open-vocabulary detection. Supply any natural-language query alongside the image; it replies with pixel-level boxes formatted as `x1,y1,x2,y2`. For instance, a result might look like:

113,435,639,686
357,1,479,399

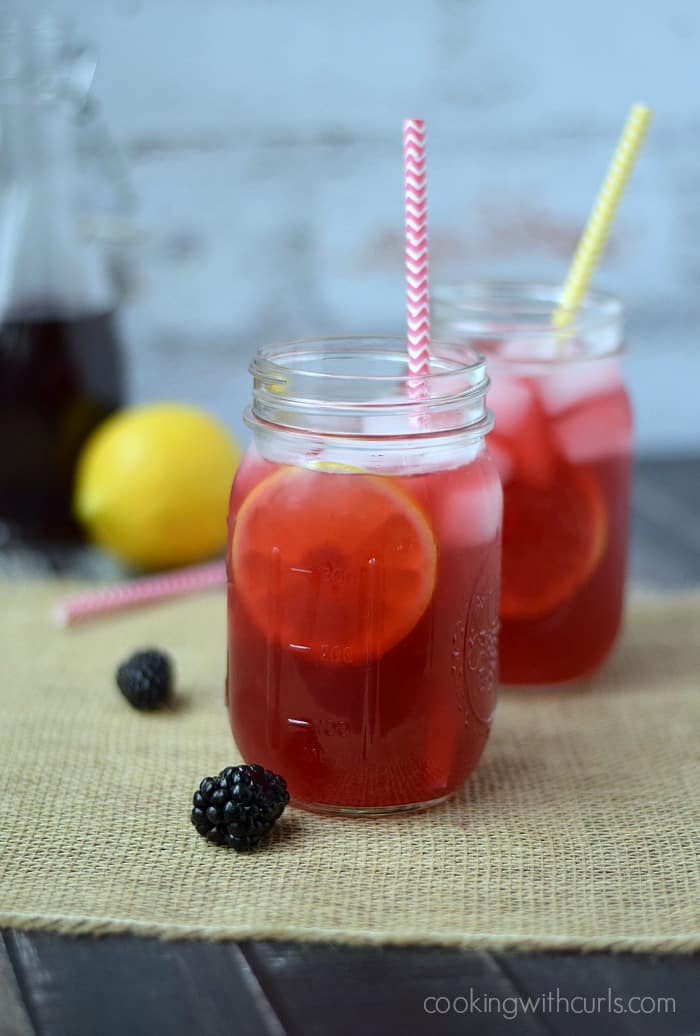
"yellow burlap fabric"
0,581,698,952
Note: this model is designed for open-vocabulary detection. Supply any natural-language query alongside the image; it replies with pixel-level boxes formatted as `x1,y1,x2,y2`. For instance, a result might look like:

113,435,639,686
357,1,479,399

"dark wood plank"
5,932,700,1036
635,457,700,515
242,942,550,1036
0,540,121,580
0,933,35,1036
0,542,55,579
497,952,700,1036
629,458,700,588
4,930,286,1036
40,545,123,581
628,509,700,588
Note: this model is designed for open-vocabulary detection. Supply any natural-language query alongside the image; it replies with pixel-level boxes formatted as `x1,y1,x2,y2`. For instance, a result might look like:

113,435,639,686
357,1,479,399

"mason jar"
433,283,632,685
226,337,502,814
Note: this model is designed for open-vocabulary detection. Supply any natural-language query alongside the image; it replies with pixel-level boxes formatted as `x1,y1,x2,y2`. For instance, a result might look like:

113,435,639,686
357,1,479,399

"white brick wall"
45,0,700,450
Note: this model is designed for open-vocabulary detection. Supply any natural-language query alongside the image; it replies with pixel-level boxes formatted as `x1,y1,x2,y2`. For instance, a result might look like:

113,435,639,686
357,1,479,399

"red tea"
0,306,123,539
432,284,632,685
227,450,501,811
488,358,632,683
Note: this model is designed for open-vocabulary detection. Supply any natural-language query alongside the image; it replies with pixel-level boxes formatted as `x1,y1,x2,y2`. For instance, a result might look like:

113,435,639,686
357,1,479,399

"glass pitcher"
0,11,126,540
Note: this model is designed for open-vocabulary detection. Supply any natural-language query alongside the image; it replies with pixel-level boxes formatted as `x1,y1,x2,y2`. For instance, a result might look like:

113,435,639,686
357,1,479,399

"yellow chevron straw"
552,103,652,330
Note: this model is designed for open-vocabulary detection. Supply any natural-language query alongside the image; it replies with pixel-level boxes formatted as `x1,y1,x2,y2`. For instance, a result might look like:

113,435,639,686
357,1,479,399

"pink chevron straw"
52,559,227,627
403,118,431,396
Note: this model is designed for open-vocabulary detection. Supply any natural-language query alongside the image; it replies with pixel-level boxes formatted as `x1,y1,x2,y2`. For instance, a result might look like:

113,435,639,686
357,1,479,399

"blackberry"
191,764,290,850
116,649,172,710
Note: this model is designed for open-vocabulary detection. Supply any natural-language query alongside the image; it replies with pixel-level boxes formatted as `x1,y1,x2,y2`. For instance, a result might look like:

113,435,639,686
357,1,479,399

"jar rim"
432,280,623,356
250,335,488,386
248,336,491,439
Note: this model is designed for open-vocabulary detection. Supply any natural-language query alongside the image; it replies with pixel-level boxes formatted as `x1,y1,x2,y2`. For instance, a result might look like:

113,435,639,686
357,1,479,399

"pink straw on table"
52,560,227,627
403,118,431,395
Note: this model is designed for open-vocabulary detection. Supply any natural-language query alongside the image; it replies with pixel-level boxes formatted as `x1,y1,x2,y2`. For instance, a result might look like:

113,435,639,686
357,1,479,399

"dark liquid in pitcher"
0,306,123,540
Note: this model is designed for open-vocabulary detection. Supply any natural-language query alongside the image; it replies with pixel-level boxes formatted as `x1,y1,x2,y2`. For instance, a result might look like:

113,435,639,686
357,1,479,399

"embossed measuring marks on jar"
285,568,361,667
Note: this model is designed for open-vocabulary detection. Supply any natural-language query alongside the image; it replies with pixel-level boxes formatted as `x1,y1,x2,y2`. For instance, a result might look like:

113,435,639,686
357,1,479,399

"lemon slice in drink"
232,466,436,661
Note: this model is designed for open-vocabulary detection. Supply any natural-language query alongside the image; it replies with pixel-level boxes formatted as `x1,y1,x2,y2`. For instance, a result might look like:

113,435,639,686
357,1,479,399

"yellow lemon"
74,403,241,568
307,460,364,473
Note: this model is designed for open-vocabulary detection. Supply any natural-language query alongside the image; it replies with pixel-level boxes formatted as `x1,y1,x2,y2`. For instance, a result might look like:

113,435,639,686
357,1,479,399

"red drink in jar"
434,284,632,684
227,338,501,813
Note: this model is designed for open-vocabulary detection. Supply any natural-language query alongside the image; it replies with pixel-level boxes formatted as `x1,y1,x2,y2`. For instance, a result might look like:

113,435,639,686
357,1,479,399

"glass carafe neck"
0,12,113,317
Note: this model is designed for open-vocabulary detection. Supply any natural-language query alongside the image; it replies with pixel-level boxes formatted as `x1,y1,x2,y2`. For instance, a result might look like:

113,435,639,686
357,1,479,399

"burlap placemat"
0,581,698,952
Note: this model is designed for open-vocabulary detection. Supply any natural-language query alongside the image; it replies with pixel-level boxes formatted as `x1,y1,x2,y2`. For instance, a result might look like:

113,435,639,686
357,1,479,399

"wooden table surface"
1,456,699,1036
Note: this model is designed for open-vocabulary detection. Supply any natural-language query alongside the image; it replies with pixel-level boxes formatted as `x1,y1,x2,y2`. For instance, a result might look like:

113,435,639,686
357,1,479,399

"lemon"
307,460,364,473
74,403,241,568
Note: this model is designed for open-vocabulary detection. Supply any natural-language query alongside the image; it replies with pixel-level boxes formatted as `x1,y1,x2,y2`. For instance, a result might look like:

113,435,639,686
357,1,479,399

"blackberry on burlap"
191,764,290,850
116,649,172,710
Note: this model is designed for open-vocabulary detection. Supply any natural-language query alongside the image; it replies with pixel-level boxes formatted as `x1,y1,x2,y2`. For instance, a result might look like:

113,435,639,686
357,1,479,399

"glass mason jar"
433,282,632,685
226,337,502,815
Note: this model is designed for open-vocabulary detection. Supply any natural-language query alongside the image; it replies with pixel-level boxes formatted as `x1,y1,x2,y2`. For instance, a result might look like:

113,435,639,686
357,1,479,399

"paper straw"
52,560,227,627
403,119,431,391
552,103,652,329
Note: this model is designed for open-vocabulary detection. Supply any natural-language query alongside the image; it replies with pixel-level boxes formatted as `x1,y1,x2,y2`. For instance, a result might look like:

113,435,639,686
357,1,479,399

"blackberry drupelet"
191,764,290,850
116,649,172,710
